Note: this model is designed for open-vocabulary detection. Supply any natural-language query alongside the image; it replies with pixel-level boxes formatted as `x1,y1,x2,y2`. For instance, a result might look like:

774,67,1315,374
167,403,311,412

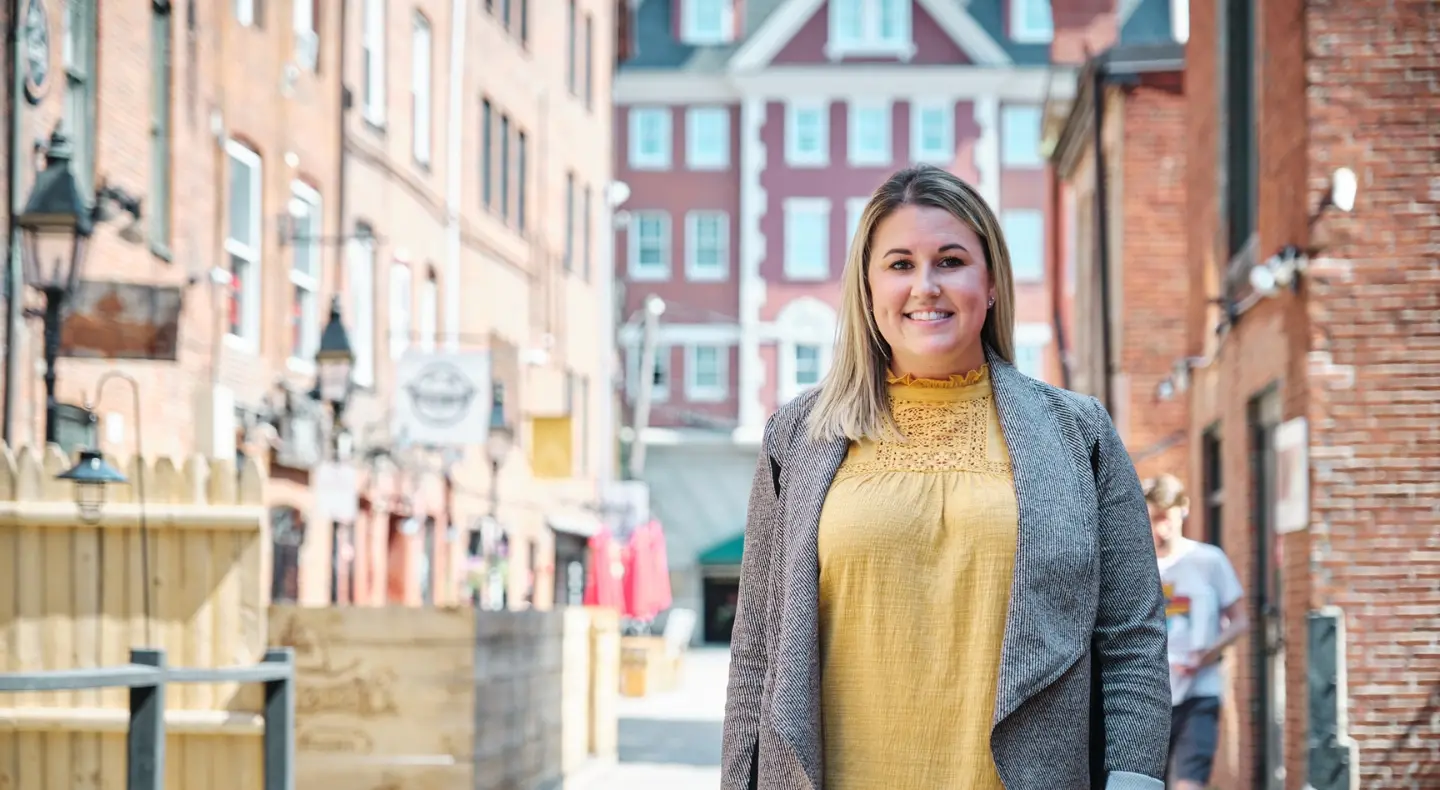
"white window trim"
848,99,893,167
681,0,734,45
287,181,322,370
1001,104,1045,168
362,0,386,125
626,343,671,403
1010,0,1055,44
1171,0,1190,43
685,210,729,282
685,107,730,170
911,98,955,164
826,0,916,61
785,101,830,168
412,13,433,165
783,197,831,282
293,0,318,70
628,211,672,282
628,107,672,170
684,345,729,403
224,140,262,353
845,197,869,255
419,275,438,353
236,0,255,27
348,236,377,387
780,341,833,403
1002,208,1046,282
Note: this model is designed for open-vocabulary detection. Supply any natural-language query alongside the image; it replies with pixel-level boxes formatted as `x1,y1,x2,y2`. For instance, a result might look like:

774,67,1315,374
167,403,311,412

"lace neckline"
886,365,989,389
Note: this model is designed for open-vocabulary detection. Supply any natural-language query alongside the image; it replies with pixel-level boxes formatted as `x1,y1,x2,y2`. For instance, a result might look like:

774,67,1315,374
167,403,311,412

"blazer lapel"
771,430,847,790
985,347,1099,729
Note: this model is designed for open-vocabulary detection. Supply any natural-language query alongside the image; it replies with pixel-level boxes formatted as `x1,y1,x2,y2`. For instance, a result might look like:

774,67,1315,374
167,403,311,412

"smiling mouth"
905,310,955,322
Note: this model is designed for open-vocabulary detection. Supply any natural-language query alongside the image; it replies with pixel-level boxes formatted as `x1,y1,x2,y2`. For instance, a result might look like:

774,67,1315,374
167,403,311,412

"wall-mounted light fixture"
1242,167,1360,304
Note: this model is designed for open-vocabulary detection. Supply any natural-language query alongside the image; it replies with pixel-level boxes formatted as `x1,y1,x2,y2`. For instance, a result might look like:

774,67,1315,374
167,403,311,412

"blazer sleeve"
1086,396,1173,788
720,428,782,789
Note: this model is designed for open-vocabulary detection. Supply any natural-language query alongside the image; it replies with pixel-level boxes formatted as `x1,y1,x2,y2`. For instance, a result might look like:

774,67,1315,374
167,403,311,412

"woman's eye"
939,256,965,268
888,260,913,270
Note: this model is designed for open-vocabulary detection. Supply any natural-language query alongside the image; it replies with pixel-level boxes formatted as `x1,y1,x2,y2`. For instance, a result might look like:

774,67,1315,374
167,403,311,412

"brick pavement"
568,648,729,789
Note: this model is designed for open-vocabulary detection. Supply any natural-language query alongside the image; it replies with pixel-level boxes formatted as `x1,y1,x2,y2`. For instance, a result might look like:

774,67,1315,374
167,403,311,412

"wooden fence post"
127,648,166,790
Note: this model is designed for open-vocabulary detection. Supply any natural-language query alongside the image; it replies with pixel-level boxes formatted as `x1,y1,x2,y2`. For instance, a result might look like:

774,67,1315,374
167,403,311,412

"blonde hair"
1143,474,1190,511
806,165,1016,443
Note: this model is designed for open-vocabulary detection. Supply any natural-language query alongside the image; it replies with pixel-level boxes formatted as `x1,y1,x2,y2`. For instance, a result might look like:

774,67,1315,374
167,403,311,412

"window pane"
228,254,249,336
695,347,720,387
1003,210,1045,281
1001,105,1044,167
795,345,822,385
227,157,254,247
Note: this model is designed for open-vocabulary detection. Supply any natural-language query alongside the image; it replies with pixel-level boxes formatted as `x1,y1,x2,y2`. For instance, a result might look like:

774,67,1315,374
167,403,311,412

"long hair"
806,165,1016,443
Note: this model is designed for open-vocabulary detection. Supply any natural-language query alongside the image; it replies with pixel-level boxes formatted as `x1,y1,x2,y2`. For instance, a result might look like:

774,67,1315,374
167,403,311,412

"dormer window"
827,0,914,60
681,0,733,45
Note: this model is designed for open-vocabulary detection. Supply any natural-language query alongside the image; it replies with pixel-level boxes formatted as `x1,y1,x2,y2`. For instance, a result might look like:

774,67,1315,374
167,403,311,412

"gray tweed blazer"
720,346,1171,790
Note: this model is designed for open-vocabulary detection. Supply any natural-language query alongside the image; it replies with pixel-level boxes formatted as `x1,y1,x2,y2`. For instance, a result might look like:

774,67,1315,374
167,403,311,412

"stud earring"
987,296,995,308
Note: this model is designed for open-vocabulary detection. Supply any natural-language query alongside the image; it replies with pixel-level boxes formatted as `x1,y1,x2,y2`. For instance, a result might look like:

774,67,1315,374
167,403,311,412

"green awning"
697,532,745,566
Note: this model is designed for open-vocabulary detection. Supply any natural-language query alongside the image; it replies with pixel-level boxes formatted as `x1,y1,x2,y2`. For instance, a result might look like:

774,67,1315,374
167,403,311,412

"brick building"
1051,0,1440,784
2,0,623,616
1046,32,1189,484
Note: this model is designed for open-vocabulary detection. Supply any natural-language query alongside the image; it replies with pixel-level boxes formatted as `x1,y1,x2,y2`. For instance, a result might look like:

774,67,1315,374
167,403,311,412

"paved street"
570,648,729,789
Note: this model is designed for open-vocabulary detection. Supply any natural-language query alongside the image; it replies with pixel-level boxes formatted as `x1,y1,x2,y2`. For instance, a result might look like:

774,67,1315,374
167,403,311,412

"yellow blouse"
817,366,1018,790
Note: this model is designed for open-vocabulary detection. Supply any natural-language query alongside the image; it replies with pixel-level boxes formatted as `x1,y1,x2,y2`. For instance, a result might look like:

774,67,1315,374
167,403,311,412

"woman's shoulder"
760,388,824,457
999,368,1117,440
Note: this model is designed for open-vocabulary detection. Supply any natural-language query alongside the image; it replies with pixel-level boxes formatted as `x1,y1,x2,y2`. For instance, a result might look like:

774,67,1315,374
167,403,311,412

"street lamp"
15,128,142,444
485,382,514,521
314,296,355,439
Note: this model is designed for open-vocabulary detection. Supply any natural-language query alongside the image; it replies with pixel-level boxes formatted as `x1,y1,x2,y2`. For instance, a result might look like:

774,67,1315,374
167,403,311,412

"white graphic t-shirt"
1157,537,1244,706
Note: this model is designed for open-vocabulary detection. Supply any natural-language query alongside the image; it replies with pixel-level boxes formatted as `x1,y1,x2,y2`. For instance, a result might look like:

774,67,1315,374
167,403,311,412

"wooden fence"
0,443,271,790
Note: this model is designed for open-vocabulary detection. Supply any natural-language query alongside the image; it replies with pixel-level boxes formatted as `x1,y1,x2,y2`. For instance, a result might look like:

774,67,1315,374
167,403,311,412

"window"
390,262,412,360
224,141,262,346
1010,0,1054,43
519,0,529,44
349,227,377,386
629,108,672,170
686,345,728,402
582,185,592,278
583,13,594,109
566,0,577,94
845,197,868,252
419,273,438,353
682,0,731,44
288,182,322,363
481,99,493,207
848,101,892,166
64,0,96,196
1202,426,1223,546
911,100,954,163
235,0,255,26
293,0,319,69
784,199,831,281
1014,343,1045,379
794,345,823,388
685,211,729,281
564,172,576,271
829,0,911,55
1003,209,1045,281
150,1,173,253
786,102,829,166
629,211,671,280
1223,0,1256,257
1001,105,1044,167
516,131,527,231
499,115,510,220
686,107,729,169
412,14,433,165
362,0,386,125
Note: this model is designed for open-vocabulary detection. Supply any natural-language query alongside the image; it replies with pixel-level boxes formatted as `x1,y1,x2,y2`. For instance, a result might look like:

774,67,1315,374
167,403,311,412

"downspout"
1048,165,1073,390
1091,64,1116,413
336,0,349,290
4,0,22,443
443,0,464,351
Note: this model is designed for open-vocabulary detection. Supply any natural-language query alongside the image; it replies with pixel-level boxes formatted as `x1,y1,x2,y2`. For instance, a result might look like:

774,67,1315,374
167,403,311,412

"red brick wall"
1117,74,1188,484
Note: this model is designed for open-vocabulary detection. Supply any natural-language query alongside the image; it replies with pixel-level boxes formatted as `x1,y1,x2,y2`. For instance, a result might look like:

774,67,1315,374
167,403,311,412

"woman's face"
867,204,995,378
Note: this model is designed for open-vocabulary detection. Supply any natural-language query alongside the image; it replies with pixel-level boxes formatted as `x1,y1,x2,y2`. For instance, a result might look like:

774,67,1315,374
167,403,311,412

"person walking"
1144,474,1247,790
721,164,1171,790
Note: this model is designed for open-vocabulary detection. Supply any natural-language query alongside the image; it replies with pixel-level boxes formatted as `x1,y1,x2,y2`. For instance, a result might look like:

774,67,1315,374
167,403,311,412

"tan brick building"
2,0,619,614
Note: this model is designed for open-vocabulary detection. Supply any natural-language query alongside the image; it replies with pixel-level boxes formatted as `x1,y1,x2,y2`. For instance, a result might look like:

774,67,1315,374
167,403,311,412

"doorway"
701,576,740,644
1248,388,1284,790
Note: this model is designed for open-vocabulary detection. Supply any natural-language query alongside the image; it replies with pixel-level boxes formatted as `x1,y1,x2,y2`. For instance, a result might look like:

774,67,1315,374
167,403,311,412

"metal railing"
0,647,295,790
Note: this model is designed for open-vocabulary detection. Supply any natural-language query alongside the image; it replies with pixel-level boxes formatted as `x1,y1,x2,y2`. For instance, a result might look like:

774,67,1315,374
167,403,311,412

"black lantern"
315,296,355,408
16,130,93,299
57,449,128,523
485,383,513,467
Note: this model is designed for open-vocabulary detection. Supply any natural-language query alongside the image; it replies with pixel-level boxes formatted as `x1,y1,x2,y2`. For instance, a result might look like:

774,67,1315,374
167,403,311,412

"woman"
720,165,1170,790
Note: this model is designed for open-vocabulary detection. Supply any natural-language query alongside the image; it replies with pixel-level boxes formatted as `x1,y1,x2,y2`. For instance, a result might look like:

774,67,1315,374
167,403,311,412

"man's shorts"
1168,696,1221,784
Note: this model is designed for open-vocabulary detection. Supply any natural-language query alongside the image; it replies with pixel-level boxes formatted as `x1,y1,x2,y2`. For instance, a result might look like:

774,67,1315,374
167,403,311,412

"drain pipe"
1091,64,1115,413
4,0,22,443
443,0,465,352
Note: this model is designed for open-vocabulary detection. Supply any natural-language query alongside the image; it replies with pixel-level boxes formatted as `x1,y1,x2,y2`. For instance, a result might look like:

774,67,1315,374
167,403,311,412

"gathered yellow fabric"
817,366,1018,790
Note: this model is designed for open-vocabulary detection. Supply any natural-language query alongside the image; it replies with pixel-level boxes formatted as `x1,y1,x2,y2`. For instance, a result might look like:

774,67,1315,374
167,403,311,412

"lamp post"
314,296,355,452
14,129,143,444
